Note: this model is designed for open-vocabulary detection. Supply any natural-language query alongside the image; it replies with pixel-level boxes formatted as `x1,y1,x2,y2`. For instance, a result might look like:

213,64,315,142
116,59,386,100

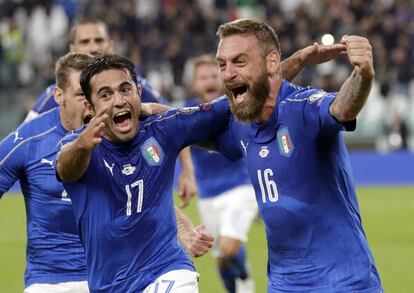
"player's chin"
113,123,138,142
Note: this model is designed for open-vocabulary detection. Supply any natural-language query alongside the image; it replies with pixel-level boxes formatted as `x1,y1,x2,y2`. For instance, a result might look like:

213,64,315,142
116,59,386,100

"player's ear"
266,50,280,75
54,87,63,105
85,100,95,114
136,84,142,98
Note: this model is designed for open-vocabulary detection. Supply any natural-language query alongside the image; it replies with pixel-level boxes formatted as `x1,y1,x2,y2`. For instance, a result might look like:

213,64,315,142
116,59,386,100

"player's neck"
256,76,282,123
59,110,79,132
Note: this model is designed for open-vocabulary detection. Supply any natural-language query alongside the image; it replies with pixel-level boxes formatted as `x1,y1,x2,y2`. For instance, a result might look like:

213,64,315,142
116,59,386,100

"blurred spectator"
0,0,413,146
0,19,25,88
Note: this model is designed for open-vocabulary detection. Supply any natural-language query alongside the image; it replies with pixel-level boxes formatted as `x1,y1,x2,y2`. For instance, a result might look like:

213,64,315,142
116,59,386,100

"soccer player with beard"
186,43,348,293
25,18,198,210
214,18,382,292
0,53,213,293
186,55,258,293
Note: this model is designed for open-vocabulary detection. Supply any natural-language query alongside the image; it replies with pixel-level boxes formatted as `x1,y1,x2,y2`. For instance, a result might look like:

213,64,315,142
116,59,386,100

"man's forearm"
330,69,373,122
175,206,194,243
56,140,93,181
179,147,194,175
281,49,305,82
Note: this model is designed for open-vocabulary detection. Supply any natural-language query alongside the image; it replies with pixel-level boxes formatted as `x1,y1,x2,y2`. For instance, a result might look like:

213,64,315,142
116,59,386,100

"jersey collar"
247,80,291,143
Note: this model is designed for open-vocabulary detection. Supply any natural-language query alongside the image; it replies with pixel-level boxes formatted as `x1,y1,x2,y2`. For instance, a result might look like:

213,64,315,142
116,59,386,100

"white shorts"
197,184,258,256
24,281,89,293
143,269,199,293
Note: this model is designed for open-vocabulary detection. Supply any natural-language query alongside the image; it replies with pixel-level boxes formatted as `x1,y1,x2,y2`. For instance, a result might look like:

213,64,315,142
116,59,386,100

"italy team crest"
141,137,165,166
277,128,294,157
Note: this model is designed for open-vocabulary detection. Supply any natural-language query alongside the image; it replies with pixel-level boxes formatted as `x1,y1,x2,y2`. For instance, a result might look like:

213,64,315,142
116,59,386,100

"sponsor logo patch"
178,106,199,115
141,137,165,166
277,128,294,157
307,91,326,105
259,146,269,158
122,164,136,176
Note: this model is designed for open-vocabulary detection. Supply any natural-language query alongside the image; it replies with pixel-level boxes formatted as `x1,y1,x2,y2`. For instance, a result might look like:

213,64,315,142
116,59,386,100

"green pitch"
1,187,413,292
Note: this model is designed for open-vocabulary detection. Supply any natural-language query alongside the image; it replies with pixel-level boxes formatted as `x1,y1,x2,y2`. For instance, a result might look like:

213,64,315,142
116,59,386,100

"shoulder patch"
307,91,326,105
141,137,165,166
277,128,294,157
178,106,199,115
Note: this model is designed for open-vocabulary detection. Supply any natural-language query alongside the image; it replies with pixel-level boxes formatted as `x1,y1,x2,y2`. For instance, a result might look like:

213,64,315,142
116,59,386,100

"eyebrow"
97,86,112,96
217,53,246,62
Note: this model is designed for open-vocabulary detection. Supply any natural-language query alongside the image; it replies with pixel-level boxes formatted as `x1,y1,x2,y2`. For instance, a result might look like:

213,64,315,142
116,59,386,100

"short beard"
226,73,270,124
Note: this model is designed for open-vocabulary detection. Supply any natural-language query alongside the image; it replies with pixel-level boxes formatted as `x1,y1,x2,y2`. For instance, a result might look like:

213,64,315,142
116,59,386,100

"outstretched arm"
176,207,214,257
56,106,108,181
281,42,347,81
139,103,198,208
330,36,375,122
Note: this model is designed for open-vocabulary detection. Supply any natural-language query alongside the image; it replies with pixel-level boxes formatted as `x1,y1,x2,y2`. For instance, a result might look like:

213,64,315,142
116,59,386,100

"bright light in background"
321,34,335,45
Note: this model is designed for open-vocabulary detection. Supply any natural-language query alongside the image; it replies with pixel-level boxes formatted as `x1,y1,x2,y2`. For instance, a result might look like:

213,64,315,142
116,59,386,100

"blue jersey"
186,98,250,198
31,76,167,114
57,97,231,292
215,81,382,292
0,108,86,287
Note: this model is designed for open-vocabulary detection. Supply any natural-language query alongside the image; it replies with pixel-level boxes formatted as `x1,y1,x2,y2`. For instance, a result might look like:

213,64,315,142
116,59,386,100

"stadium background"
0,0,413,292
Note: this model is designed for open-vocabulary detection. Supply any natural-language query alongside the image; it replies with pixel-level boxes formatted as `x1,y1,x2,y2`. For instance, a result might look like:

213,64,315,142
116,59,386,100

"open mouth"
83,114,93,125
206,87,219,94
230,85,248,104
113,111,132,132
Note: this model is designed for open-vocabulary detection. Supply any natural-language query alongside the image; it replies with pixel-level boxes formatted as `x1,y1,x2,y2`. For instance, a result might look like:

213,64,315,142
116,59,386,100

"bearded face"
224,66,270,123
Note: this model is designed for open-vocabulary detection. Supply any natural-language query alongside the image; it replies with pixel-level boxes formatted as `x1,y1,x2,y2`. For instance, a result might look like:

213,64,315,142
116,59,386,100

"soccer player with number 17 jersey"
56,54,232,292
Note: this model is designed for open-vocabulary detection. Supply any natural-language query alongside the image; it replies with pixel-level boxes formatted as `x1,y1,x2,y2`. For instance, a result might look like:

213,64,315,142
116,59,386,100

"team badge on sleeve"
178,106,199,115
307,91,326,106
277,128,294,157
141,137,165,166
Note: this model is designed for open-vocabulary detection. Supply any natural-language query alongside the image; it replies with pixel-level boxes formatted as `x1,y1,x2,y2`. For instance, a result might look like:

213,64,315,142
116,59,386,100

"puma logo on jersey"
240,140,249,155
103,159,114,176
41,158,54,167
122,164,136,176
259,146,269,158
13,131,23,143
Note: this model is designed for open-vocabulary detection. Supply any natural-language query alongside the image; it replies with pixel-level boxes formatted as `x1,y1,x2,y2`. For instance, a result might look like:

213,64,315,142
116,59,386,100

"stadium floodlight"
321,34,334,45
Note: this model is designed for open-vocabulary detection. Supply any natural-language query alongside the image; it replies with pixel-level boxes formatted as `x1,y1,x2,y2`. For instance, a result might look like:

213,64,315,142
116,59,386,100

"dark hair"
55,53,92,91
69,18,110,44
80,54,138,103
216,18,281,56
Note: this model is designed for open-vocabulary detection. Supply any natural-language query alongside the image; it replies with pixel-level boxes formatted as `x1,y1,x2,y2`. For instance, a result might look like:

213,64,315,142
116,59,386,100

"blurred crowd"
0,0,413,150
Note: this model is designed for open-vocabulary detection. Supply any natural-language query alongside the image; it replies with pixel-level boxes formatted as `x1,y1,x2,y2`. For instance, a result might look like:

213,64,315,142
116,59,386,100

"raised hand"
78,106,108,151
300,42,347,65
341,35,374,79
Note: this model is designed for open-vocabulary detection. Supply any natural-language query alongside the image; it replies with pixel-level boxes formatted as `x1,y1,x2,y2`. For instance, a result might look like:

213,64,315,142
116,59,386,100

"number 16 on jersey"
257,169,279,203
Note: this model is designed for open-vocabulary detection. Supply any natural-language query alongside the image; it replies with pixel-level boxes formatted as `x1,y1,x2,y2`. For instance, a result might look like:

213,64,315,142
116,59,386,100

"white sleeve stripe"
0,126,57,166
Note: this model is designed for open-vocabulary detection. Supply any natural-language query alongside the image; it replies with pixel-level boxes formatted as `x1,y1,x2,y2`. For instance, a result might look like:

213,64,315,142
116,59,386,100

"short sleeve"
286,89,356,137
214,118,243,161
0,132,26,196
